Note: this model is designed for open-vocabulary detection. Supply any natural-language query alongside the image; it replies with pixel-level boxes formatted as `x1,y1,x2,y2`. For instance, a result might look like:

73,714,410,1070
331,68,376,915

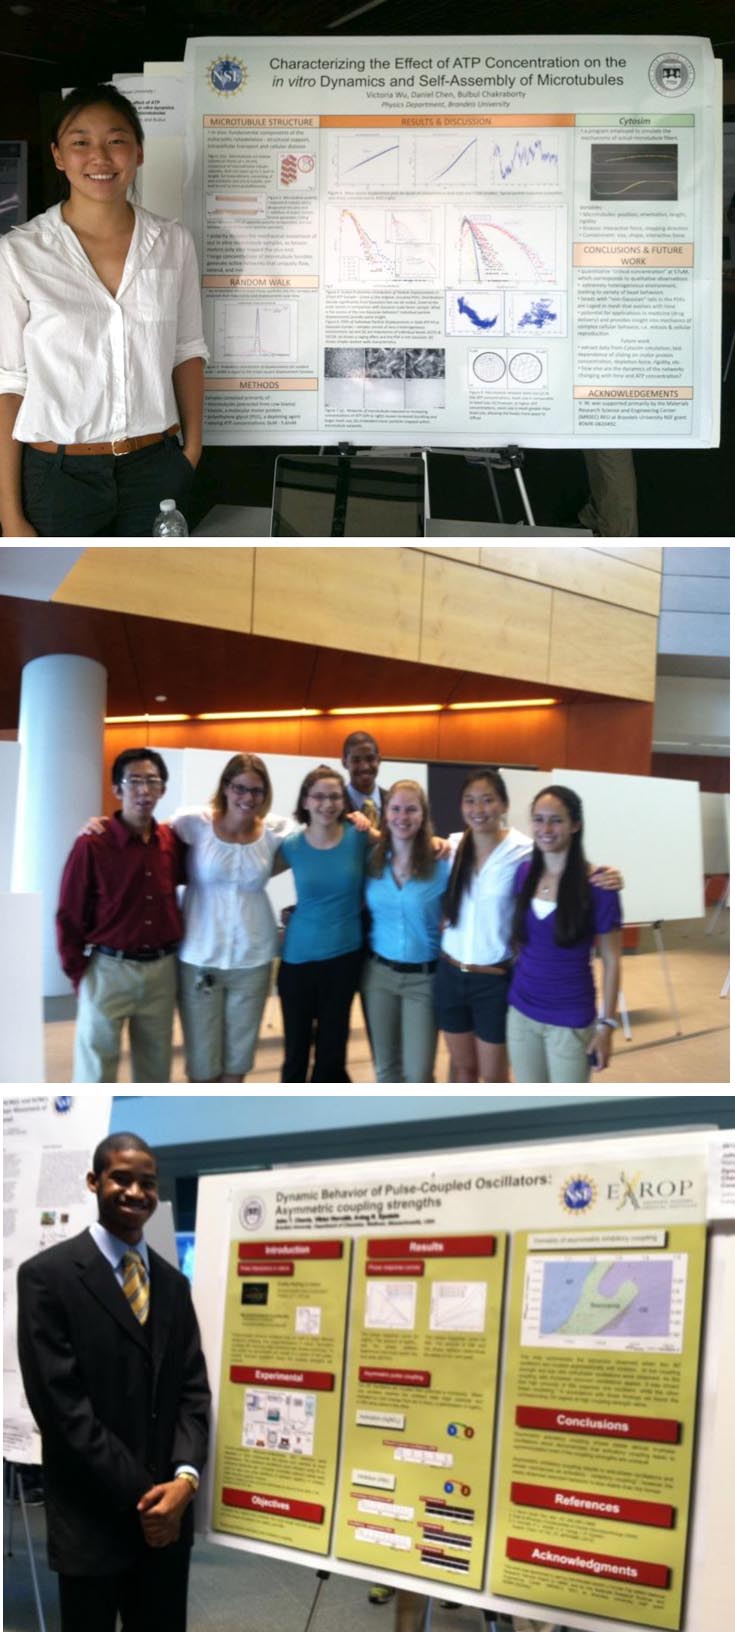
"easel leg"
652,922,683,1036
304,1569,330,1630
16,1473,46,1632
618,988,632,1042
706,877,729,935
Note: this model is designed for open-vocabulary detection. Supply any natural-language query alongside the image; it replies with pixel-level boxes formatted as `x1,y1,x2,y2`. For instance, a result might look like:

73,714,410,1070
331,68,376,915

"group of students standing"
57,731,622,1086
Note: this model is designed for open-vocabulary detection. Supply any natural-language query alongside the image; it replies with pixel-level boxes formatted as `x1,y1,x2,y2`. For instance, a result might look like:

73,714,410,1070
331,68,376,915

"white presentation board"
0,740,20,892
552,768,705,924
182,34,721,449
193,1127,734,1632
500,766,552,835
0,893,43,1080
699,791,729,876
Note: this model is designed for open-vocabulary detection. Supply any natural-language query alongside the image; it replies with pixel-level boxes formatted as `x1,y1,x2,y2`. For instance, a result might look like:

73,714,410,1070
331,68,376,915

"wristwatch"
597,1016,619,1030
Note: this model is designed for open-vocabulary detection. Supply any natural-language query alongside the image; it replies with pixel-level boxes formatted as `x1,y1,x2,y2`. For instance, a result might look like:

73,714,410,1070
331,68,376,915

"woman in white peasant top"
173,754,297,1082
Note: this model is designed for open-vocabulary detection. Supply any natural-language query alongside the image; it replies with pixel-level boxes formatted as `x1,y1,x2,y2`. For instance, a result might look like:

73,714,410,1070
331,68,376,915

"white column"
12,654,108,997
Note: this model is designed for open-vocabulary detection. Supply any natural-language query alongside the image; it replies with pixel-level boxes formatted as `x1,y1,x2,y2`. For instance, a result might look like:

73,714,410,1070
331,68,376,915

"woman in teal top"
363,780,450,1083
276,764,372,1082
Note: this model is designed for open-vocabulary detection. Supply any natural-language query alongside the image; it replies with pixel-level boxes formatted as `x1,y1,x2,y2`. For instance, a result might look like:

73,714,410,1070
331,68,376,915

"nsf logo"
560,1174,597,1214
207,57,247,96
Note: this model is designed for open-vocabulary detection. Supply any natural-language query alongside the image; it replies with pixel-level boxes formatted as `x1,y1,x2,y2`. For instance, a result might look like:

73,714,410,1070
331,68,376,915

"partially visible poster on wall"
183,35,721,447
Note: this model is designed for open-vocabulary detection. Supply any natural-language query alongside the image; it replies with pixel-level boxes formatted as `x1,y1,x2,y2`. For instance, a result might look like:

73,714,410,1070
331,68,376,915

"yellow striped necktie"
121,1251,150,1325
362,797,379,826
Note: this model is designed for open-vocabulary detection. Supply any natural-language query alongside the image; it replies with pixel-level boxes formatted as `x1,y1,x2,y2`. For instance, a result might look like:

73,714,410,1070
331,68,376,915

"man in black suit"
17,1131,210,1633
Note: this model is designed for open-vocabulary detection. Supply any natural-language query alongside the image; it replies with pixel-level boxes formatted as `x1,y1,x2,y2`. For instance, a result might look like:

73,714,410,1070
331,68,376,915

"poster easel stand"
706,875,729,935
3,1462,47,1632
651,921,683,1037
465,446,536,527
304,1569,330,1630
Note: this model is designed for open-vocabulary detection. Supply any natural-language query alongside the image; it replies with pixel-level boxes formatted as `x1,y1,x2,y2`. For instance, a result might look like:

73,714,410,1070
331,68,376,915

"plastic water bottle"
152,498,188,537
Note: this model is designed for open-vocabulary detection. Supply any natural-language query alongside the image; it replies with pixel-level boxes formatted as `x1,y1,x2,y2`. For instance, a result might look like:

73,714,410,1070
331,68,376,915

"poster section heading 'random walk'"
182,34,721,448
196,1137,719,1630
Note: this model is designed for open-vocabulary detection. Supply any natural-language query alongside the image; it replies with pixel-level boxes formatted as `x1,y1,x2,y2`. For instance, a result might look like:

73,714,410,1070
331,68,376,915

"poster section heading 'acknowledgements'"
183,35,721,448
195,1135,721,1630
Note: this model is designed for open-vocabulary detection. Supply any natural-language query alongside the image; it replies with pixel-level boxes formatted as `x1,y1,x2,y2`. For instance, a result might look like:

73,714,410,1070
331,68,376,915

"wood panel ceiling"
0,593,599,727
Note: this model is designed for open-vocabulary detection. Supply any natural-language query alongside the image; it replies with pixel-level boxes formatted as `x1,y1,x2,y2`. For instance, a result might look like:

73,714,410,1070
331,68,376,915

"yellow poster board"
334,1232,506,1587
211,1236,351,1554
490,1224,706,1629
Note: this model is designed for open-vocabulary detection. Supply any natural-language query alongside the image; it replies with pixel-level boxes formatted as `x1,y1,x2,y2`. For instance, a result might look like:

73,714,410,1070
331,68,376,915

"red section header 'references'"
515,1405,680,1444
506,1537,670,1589
230,1366,335,1390
222,1487,324,1524
359,1366,431,1387
238,1240,343,1259
511,1481,675,1528
366,1236,495,1258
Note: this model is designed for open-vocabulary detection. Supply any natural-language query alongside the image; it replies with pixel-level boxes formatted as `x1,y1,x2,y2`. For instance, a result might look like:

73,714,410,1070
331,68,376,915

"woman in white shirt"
0,83,206,537
175,754,296,1082
435,768,530,1083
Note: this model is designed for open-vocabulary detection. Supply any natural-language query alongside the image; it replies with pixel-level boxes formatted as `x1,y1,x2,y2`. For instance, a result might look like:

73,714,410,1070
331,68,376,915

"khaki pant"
73,951,176,1083
362,956,437,1082
177,959,272,1080
507,1003,596,1084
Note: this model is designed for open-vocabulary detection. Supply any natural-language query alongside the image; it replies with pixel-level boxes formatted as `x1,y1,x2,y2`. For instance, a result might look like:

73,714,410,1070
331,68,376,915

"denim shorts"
434,956,510,1045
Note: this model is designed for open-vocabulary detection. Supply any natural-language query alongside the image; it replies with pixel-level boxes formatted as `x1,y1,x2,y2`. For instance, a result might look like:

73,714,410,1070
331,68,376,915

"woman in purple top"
506,786,622,1083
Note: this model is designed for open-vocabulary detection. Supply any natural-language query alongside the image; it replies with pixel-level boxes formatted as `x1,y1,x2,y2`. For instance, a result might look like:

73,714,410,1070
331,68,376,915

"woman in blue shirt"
363,781,450,1082
276,765,372,1082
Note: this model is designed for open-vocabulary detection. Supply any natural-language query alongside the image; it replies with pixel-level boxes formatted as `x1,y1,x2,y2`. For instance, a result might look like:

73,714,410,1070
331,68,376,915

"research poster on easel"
182,35,721,447
193,1133,730,1630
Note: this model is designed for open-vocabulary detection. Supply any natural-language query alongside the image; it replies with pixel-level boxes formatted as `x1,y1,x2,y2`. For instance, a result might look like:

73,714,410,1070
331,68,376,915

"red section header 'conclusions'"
516,1405,680,1444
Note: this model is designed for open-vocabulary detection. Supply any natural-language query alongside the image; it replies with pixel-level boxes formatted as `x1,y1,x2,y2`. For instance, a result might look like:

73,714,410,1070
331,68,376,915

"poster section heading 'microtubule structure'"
183,35,721,448
200,1140,715,1629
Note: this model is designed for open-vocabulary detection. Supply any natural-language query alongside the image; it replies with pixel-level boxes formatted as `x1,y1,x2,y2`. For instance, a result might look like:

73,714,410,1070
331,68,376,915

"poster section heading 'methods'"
184,35,720,447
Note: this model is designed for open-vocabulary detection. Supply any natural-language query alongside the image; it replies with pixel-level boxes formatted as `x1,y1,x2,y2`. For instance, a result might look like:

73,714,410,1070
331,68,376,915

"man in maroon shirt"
56,749,185,1082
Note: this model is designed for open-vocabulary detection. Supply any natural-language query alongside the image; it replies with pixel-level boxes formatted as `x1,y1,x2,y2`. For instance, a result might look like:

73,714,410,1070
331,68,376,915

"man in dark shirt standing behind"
56,748,184,1081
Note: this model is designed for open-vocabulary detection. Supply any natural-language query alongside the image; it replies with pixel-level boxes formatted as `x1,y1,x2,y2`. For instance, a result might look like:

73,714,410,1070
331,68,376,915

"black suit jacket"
17,1228,210,1576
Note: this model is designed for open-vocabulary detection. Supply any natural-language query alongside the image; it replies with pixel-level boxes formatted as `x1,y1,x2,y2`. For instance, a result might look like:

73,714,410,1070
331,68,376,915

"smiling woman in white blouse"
174,754,297,1083
0,83,206,537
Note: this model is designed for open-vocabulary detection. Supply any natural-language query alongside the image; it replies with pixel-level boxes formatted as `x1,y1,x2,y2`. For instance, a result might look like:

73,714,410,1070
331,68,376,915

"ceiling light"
105,713,191,723
195,708,322,721
328,703,443,716
448,697,559,711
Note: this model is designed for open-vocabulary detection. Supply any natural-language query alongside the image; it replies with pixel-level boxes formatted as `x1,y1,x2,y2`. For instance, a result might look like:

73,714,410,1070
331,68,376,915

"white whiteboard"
0,741,20,893
700,792,729,876
500,766,552,836
552,768,704,924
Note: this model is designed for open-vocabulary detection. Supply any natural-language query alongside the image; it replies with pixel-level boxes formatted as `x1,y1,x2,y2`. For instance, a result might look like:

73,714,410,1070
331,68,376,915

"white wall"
0,742,20,893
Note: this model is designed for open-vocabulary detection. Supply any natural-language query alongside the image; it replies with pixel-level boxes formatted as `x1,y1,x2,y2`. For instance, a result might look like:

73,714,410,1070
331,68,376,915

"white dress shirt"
441,827,532,965
173,807,299,971
0,204,207,443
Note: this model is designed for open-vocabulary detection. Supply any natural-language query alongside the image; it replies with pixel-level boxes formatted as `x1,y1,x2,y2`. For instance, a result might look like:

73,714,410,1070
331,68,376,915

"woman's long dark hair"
511,785,592,949
444,768,509,927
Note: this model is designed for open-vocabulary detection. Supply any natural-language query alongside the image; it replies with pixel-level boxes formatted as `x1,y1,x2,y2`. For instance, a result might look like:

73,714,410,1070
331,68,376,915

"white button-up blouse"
0,204,207,443
173,808,299,972
441,827,532,966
